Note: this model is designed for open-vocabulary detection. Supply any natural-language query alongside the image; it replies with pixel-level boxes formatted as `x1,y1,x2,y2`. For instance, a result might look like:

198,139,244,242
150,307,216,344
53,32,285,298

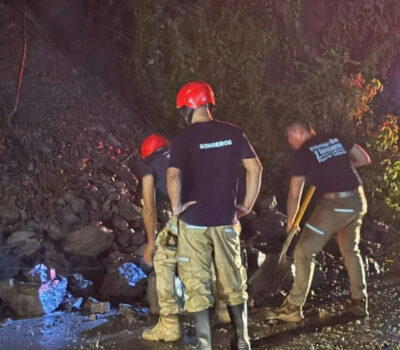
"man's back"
170,120,255,226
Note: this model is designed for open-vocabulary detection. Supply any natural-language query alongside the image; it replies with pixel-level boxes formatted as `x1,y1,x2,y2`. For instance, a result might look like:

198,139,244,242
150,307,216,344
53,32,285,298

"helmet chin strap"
180,107,195,125
185,109,194,125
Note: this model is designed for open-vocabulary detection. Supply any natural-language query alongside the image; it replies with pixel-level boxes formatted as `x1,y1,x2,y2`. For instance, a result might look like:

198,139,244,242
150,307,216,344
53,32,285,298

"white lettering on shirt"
199,139,233,150
309,138,347,163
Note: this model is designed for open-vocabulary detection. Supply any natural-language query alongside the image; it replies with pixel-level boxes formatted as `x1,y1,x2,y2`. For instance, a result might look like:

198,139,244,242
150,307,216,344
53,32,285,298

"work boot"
265,299,304,323
227,303,251,350
345,297,369,318
185,308,212,350
142,314,181,342
215,298,231,324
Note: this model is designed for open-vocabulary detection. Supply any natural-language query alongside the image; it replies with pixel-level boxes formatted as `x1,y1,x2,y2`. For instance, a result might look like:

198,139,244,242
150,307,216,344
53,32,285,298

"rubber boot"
227,303,251,350
142,314,181,342
185,308,212,350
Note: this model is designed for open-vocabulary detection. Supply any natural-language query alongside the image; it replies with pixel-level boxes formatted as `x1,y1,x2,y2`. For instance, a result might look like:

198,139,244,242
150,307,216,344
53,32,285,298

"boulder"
0,277,67,316
100,262,146,301
63,222,114,256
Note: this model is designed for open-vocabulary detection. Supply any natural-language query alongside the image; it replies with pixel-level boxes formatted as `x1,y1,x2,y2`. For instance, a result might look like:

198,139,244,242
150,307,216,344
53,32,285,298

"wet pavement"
1,271,400,350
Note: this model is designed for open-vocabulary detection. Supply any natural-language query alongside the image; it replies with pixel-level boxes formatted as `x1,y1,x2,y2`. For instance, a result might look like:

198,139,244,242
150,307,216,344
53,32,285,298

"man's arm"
167,166,196,216
167,167,183,215
287,176,305,233
236,157,263,218
142,174,157,266
348,144,371,168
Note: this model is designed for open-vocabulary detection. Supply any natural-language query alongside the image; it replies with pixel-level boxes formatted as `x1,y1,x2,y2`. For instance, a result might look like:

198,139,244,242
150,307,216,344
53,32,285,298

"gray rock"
45,220,64,241
100,262,147,301
6,230,43,257
58,205,78,225
112,215,129,231
63,222,114,256
70,198,86,215
118,199,142,222
83,297,110,314
0,277,67,316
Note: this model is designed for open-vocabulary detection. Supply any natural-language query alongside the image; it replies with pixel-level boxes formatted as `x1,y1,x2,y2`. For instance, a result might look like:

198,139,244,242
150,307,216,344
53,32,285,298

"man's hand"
235,204,251,219
172,201,197,216
143,242,155,266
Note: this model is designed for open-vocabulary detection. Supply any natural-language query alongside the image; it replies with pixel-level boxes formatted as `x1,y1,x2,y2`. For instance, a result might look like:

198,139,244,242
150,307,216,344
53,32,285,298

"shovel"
248,185,316,297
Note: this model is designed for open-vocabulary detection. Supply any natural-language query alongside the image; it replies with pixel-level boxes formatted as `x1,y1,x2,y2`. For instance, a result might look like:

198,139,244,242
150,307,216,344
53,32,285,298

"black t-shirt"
131,148,170,198
169,120,257,226
288,133,361,194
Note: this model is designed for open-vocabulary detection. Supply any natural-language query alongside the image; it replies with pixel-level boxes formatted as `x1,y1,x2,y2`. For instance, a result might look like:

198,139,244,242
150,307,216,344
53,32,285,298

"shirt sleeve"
238,131,257,159
338,134,355,152
169,135,187,170
130,159,152,180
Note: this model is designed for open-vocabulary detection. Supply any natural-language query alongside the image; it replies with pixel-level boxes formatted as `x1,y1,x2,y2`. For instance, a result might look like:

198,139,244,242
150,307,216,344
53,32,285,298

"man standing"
168,81,263,350
267,119,371,323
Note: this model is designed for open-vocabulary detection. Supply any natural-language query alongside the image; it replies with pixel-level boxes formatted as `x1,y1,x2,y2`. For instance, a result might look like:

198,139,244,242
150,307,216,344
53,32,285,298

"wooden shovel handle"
293,185,316,228
278,185,316,263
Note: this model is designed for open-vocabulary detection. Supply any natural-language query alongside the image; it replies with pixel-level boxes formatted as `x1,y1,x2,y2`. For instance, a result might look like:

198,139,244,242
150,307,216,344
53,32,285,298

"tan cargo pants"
288,187,368,307
176,220,248,313
153,216,181,316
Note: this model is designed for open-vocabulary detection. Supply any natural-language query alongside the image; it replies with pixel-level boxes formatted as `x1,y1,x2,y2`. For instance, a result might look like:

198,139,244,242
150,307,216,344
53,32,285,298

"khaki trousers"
153,216,181,316
176,220,248,313
288,187,368,307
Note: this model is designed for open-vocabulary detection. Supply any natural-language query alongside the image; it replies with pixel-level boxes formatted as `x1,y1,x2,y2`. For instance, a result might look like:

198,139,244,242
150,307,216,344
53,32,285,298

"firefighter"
266,119,370,323
133,134,181,342
168,81,263,350
136,134,230,343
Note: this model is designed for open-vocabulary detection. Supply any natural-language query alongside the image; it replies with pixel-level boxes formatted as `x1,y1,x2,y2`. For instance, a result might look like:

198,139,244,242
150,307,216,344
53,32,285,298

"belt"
323,186,363,200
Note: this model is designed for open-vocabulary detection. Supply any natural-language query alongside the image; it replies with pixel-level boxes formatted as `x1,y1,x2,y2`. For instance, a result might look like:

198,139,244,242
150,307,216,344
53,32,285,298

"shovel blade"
248,254,293,297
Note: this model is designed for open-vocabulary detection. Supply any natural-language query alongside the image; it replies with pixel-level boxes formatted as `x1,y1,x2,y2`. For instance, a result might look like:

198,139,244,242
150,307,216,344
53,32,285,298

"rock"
100,262,147,301
119,303,139,318
63,222,114,256
0,198,20,224
67,273,95,298
131,230,146,246
44,220,64,241
6,230,43,257
0,277,67,316
83,297,110,314
112,215,129,231
58,205,79,225
59,291,83,311
118,199,142,222
70,198,86,215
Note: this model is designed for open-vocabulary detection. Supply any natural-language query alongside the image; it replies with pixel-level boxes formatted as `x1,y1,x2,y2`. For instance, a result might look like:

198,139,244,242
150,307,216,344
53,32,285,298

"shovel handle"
293,185,316,228
278,185,316,264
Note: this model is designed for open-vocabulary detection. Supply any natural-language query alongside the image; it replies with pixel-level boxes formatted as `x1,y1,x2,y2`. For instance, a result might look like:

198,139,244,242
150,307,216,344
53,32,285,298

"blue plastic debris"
29,264,49,283
134,306,149,316
118,263,146,286
38,277,68,314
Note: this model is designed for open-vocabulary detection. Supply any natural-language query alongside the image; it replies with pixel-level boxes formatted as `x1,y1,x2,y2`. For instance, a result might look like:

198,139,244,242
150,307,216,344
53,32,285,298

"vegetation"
127,0,400,227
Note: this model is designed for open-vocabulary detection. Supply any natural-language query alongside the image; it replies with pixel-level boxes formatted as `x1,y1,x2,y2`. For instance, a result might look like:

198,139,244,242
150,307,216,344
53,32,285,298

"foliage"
362,115,400,226
127,0,400,226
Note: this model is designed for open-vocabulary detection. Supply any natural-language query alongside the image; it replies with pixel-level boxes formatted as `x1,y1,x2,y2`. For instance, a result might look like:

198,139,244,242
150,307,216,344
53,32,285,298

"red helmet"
141,134,170,159
176,81,215,109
